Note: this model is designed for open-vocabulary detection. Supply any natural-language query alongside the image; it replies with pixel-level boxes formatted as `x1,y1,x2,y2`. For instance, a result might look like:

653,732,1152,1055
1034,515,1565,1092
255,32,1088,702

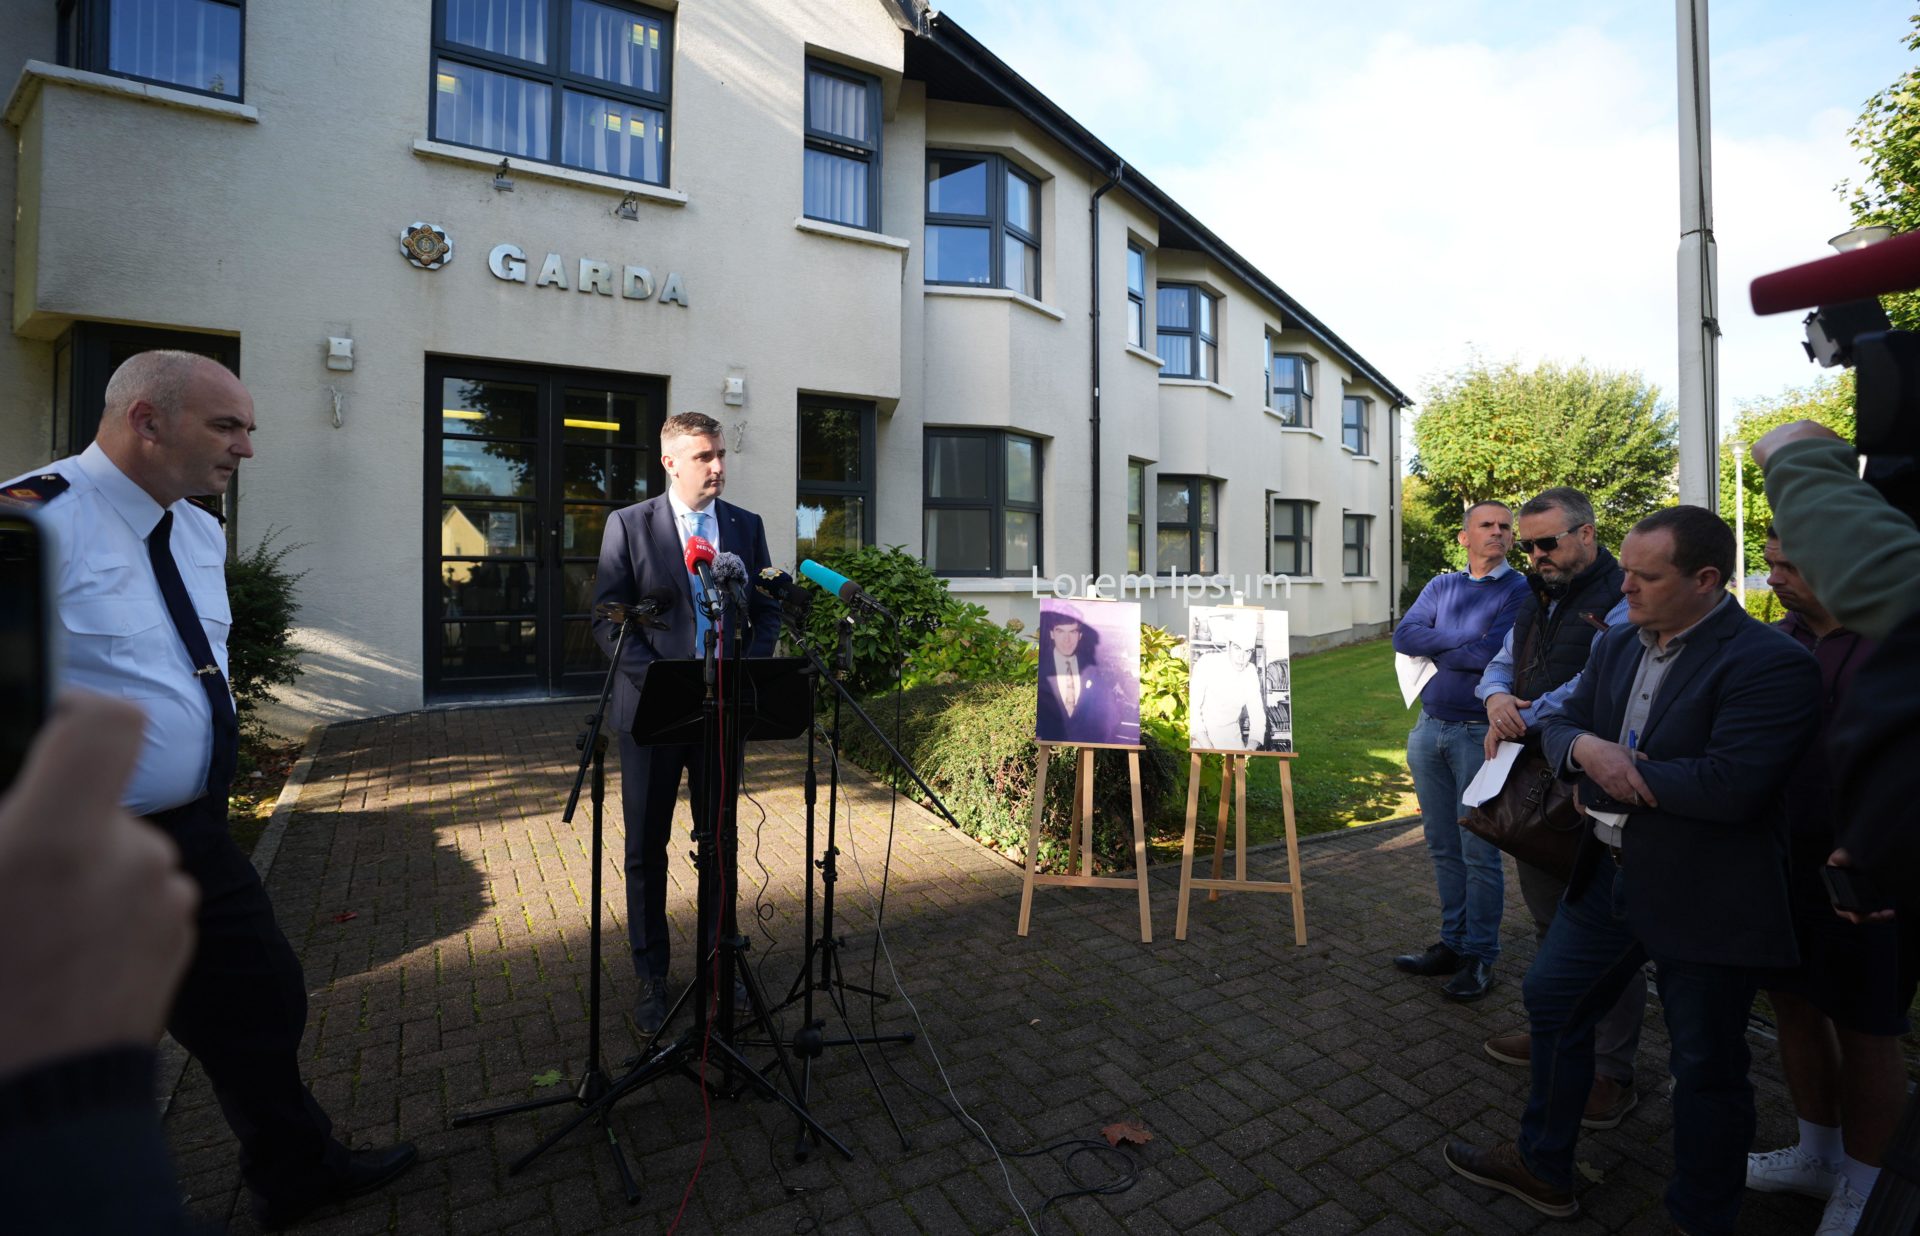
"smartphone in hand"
1822,863,1894,917
0,509,51,793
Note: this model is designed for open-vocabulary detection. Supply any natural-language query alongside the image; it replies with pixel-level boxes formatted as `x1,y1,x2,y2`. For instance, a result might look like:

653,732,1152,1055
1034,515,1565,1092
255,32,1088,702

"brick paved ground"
165,702,1830,1234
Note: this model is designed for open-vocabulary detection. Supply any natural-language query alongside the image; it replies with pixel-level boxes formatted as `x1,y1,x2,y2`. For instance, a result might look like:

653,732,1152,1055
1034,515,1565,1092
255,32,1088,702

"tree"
1718,372,1857,569
1409,360,1678,553
1398,474,1463,610
1840,9,1920,328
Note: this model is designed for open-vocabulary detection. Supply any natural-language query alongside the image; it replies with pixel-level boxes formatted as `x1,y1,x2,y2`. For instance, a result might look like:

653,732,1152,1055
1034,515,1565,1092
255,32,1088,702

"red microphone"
1750,230,1920,315
684,533,720,611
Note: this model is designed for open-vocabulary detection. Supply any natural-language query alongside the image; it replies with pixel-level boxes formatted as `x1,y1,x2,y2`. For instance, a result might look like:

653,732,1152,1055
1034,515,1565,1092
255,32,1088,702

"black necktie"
148,510,239,801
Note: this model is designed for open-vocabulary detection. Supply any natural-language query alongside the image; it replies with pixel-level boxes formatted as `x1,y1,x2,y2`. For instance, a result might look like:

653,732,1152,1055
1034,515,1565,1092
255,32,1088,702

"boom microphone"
799,558,894,620
1750,229,1920,315
711,550,751,610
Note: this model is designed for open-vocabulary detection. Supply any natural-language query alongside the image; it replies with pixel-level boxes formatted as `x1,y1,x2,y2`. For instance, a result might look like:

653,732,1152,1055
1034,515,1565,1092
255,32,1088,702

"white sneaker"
1746,1144,1839,1198
1815,1174,1869,1236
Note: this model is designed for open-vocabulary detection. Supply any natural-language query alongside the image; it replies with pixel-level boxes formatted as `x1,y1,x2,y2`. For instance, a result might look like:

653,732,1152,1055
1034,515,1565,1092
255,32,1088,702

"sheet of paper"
1461,740,1525,808
1395,653,1437,709
1588,810,1628,831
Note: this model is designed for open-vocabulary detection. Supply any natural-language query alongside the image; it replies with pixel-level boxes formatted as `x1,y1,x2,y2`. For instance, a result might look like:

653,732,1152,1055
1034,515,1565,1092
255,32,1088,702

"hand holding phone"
1822,858,1895,921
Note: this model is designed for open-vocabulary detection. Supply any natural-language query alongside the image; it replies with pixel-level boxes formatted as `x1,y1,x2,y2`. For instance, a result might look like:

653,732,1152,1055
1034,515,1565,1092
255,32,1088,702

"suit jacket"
1037,658,1119,744
1540,599,1819,969
590,494,781,731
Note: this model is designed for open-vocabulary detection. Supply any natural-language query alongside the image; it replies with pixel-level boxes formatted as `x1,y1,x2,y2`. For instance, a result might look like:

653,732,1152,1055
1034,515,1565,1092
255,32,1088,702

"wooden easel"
1175,749,1306,944
1017,742,1153,942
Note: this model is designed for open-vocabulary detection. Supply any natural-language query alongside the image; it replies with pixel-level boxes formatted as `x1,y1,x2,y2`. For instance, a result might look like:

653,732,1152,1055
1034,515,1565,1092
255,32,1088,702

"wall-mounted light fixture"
614,191,641,221
493,159,514,192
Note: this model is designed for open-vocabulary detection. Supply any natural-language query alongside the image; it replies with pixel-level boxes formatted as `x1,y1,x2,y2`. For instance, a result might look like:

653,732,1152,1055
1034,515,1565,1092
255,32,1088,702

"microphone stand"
448,607,644,1195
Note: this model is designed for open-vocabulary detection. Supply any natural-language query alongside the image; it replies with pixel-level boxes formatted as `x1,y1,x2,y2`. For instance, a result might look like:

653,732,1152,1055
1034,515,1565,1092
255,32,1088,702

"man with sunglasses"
1473,489,1639,1131
1390,500,1529,1001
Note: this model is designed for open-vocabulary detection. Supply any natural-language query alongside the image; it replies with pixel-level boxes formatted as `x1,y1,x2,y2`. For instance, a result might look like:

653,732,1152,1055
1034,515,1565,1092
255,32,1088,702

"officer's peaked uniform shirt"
4,443,232,815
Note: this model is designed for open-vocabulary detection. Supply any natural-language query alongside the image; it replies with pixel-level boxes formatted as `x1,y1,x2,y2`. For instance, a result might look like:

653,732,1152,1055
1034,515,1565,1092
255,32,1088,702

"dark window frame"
923,150,1042,298
1268,496,1313,577
1343,512,1373,578
58,0,247,102
1125,243,1146,349
1269,349,1314,427
428,0,674,186
795,396,877,559
803,58,882,231
1342,395,1372,454
1155,474,1219,575
922,427,1043,577
1156,283,1218,381
1126,459,1146,574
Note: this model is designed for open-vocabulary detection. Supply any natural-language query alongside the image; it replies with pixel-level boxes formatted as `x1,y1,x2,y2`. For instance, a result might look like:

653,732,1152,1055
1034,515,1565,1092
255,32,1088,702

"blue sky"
934,0,1914,422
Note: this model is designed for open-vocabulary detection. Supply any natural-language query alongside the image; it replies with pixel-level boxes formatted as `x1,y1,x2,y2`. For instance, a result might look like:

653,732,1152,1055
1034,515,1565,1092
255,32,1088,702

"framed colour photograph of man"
1034,598,1141,747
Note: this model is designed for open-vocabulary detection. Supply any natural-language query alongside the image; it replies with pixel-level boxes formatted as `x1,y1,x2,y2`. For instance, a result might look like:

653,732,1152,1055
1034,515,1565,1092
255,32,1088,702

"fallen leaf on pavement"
1102,1122,1152,1147
330,911,357,924
1576,1160,1605,1184
531,1070,564,1088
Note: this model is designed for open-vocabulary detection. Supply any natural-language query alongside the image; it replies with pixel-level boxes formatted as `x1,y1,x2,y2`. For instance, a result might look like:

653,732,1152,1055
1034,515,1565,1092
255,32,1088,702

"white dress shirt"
665,490,720,556
7,444,232,815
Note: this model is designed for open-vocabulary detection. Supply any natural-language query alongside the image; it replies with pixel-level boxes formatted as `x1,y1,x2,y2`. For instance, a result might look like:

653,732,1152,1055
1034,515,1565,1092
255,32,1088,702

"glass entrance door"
426,359,663,700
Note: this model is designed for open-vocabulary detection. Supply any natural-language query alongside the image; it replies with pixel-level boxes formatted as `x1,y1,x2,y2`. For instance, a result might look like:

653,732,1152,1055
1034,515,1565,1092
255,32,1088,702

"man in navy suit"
1443,506,1819,1234
591,412,780,1033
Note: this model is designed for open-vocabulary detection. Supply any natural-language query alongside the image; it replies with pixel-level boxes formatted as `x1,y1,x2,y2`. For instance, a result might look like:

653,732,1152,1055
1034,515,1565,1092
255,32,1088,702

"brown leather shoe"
1484,1031,1530,1067
1581,1076,1638,1130
1443,1141,1579,1219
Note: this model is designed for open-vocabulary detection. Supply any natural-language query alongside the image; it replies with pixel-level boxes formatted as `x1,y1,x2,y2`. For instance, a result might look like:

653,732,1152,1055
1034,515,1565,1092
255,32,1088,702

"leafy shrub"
1137,623,1189,752
898,601,1036,691
1740,587,1783,624
796,544,956,695
838,679,1178,872
225,527,306,730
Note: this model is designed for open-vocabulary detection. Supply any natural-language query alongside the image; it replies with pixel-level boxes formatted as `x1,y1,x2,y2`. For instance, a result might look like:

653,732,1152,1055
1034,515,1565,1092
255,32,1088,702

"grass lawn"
1144,635,1418,861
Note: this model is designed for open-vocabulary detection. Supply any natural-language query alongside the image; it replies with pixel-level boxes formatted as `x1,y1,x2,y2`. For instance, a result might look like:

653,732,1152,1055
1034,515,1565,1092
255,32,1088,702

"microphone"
711,550,751,610
684,534,720,612
1750,229,1920,315
757,567,814,625
799,558,894,620
593,597,670,629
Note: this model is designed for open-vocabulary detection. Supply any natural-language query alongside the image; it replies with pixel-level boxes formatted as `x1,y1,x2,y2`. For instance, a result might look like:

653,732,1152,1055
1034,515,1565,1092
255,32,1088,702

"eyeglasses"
1515,526,1584,555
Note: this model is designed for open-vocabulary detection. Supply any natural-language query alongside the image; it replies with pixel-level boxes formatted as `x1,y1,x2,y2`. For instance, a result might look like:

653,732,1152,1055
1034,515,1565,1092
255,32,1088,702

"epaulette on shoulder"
186,494,227,525
0,473,70,508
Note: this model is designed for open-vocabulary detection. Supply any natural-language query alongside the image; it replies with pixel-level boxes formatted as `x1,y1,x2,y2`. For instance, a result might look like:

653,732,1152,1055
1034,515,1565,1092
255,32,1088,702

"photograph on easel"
1186,606,1293,753
1035,597,1141,746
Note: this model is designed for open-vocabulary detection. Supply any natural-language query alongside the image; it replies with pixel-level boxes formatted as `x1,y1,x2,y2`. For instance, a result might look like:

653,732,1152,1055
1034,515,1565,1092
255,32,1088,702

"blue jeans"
1518,853,1760,1235
1406,713,1503,963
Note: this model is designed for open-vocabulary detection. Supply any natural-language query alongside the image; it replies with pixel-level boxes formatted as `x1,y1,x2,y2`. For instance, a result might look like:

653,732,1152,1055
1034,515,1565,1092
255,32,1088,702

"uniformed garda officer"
0,350,416,1228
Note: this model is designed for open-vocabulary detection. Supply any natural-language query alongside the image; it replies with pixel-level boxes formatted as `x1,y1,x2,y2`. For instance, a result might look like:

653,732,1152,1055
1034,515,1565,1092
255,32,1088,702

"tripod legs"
787,935,914,1159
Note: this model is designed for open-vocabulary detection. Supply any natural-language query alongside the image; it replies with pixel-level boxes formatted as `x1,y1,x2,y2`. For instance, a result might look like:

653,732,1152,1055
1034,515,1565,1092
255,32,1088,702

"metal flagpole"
1676,0,1721,510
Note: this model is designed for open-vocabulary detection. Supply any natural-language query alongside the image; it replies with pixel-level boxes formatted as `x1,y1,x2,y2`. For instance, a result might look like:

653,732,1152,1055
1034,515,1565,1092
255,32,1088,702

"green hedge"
1739,587,1783,624
838,679,1178,872
226,528,306,733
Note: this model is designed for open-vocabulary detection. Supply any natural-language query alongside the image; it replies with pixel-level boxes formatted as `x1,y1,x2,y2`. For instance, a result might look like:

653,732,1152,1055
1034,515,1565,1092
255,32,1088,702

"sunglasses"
1515,526,1584,555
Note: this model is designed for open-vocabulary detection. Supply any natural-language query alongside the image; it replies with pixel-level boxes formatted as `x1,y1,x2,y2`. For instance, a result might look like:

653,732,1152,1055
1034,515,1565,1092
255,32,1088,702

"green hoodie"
1761,437,1920,640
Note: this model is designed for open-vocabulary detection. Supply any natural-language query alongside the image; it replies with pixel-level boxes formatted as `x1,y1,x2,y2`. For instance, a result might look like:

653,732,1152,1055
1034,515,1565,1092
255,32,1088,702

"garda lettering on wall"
487,244,688,307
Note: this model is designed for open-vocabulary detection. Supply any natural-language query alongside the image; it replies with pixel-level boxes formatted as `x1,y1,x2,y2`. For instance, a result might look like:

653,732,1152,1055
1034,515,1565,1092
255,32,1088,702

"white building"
2,0,1407,725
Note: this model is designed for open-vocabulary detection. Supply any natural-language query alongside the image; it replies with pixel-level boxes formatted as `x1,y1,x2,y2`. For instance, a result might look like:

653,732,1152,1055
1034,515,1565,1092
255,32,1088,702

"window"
1343,514,1373,577
1268,497,1312,577
925,153,1041,298
1125,244,1146,348
803,60,880,229
59,0,245,99
1126,460,1146,573
1156,476,1217,574
1156,285,1218,381
924,430,1041,575
1269,350,1313,426
796,398,875,561
1342,396,1371,454
431,0,672,186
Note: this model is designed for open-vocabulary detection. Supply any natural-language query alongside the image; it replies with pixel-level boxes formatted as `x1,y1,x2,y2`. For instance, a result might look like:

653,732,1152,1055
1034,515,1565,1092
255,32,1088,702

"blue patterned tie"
688,510,712,653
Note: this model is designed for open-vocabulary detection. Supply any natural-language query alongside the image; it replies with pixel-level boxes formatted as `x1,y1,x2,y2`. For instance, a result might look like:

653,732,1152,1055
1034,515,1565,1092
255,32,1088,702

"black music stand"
501,654,852,1195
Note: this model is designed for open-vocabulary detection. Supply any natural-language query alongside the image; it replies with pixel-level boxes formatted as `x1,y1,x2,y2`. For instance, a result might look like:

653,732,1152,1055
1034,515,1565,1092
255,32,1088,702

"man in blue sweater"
1391,501,1530,1000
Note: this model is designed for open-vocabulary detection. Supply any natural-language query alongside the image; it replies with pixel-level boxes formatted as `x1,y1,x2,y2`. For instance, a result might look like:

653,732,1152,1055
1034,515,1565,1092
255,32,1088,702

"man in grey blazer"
591,412,780,1033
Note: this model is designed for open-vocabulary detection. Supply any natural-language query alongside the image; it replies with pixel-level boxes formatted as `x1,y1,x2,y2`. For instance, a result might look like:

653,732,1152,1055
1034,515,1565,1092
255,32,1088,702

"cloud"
940,1,1880,412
